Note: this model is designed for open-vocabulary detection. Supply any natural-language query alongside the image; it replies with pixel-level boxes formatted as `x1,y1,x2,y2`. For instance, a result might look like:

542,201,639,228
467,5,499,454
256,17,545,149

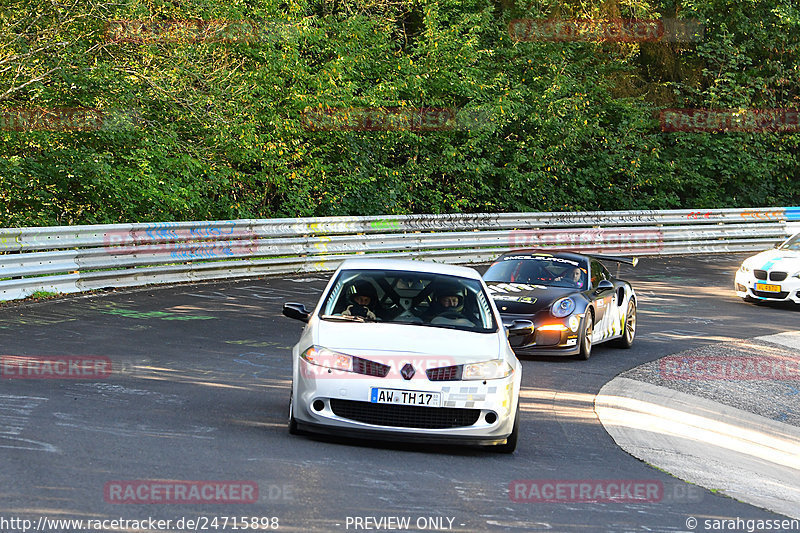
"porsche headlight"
551,297,576,318
300,346,353,372
462,360,514,380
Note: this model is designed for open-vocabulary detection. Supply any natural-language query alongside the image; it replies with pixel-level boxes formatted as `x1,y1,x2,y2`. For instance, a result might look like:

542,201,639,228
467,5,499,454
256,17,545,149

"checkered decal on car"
439,385,497,408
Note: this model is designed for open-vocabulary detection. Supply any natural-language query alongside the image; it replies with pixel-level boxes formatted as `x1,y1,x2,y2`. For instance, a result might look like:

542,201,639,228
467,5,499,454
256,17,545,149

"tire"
576,311,594,360
288,391,298,435
493,404,520,454
612,300,636,349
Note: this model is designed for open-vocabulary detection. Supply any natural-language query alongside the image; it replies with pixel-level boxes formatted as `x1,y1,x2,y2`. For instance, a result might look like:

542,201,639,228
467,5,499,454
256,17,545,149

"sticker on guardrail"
103,222,256,258
785,207,800,222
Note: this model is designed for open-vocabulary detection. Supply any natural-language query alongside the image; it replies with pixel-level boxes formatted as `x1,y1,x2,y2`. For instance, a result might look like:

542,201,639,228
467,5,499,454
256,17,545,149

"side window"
601,264,612,281
590,260,605,288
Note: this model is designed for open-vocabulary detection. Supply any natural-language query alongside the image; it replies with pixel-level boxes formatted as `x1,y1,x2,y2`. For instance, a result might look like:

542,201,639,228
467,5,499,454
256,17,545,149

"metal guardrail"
1,207,798,301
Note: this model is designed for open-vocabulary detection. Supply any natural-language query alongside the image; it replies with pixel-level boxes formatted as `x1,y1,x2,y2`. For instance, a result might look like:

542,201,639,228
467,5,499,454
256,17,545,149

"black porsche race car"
483,251,637,359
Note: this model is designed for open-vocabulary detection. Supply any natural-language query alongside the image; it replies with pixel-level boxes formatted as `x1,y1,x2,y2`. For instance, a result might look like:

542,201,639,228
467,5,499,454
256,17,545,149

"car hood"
314,320,504,363
743,249,800,271
486,282,576,314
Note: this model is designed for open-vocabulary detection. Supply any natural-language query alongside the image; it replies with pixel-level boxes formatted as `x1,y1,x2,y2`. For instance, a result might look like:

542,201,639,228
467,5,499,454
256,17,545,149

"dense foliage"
1,0,798,226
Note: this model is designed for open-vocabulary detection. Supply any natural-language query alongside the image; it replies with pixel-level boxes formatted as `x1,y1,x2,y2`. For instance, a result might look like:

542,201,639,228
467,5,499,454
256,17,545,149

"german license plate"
371,388,441,407
757,283,781,292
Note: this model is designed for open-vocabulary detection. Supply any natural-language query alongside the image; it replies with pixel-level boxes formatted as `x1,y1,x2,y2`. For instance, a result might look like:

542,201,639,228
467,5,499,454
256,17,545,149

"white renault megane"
282,259,526,452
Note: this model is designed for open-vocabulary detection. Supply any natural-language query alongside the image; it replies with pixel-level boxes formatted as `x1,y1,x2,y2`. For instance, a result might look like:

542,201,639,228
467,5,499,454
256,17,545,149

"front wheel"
576,312,593,360
613,300,636,348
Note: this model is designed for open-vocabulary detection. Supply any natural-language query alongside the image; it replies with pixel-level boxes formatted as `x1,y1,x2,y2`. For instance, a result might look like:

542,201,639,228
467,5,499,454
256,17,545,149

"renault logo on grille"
401,363,415,380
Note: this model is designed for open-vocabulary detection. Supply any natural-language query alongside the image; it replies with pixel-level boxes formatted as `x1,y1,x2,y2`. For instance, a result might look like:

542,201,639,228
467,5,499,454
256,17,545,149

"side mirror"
595,280,614,291
283,302,310,323
506,319,534,337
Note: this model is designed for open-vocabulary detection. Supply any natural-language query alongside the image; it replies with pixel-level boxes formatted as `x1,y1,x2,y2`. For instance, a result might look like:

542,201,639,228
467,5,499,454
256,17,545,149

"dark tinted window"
484,255,588,289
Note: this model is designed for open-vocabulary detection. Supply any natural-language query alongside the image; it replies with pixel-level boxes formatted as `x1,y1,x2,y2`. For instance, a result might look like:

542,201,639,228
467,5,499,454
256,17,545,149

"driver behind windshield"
555,266,585,288
341,280,378,321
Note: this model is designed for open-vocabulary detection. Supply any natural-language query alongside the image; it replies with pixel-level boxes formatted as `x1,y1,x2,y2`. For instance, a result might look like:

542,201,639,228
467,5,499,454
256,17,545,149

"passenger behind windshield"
423,283,475,325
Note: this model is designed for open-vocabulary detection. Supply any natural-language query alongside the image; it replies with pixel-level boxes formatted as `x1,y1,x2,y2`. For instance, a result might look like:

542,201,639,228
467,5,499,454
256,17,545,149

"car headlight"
568,315,580,331
793,271,800,279
551,297,576,318
462,360,514,380
300,346,353,372
740,264,751,273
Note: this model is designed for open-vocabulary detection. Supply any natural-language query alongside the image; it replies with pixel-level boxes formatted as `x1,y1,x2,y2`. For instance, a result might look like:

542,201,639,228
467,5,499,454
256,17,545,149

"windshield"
780,234,800,250
484,255,588,289
319,269,497,333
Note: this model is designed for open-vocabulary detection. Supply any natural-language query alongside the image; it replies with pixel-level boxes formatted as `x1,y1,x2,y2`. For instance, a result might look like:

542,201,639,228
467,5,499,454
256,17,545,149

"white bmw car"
281,259,525,452
735,232,800,304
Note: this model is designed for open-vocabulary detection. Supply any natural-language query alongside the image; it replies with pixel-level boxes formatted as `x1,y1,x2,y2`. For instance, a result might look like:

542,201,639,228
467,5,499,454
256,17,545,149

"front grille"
535,330,562,346
769,271,787,281
426,365,462,381
753,290,789,299
329,399,481,429
754,270,767,280
352,357,390,377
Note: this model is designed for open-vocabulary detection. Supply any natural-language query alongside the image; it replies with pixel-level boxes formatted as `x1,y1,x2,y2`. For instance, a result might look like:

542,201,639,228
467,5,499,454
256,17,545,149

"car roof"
336,258,482,280
494,250,590,263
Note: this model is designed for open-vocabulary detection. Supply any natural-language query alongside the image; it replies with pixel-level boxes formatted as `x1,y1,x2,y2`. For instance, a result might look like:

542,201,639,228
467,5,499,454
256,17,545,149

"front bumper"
734,270,800,304
504,313,583,356
292,359,520,445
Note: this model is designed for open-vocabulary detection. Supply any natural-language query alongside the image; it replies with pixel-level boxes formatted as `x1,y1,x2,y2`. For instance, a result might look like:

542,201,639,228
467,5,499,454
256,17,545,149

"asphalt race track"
2,253,799,533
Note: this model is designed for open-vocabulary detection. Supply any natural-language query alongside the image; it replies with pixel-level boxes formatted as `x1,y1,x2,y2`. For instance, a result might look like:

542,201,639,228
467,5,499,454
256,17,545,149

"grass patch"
28,290,60,300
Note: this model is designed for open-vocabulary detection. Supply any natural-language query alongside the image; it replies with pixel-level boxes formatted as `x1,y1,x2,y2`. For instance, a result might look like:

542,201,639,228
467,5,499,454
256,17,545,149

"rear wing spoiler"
590,254,638,267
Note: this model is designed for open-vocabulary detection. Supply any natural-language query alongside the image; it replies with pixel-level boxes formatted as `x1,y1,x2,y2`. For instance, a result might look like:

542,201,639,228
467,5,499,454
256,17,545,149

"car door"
590,260,615,330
